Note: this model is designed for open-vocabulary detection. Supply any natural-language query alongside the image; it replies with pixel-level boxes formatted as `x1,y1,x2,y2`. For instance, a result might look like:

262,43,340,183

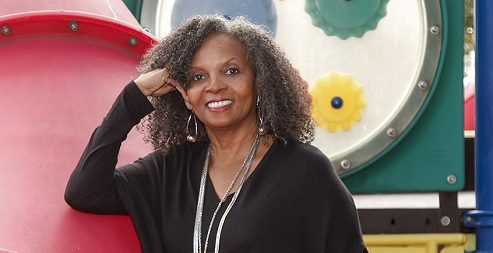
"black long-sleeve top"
65,82,367,253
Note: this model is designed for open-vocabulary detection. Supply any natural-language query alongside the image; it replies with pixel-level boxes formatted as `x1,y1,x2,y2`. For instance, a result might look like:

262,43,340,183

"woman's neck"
205,124,273,198
206,124,259,159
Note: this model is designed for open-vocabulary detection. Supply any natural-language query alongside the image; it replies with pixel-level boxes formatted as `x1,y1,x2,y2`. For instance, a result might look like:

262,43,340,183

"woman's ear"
175,85,192,110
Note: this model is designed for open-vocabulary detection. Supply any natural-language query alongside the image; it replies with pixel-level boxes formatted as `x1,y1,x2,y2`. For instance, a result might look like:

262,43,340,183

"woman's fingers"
135,68,182,97
149,81,176,96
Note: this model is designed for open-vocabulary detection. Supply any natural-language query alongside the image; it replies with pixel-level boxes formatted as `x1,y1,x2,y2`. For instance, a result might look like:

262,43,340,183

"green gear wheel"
305,0,388,39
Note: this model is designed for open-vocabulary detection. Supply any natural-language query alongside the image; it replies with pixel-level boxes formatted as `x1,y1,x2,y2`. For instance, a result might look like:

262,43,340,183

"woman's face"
184,33,257,132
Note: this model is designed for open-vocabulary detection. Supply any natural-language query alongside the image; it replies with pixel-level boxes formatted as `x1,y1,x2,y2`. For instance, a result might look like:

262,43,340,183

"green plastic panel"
342,0,464,193
305,0,388,39
123,0,143,21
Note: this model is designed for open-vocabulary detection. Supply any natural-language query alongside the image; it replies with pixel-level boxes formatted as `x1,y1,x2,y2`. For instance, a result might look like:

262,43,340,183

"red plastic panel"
0,0,140,27
0,7,155,253
465,95,475,131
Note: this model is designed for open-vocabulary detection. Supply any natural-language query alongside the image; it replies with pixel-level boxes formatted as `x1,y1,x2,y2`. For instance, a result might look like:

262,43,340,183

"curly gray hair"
138,15,314,152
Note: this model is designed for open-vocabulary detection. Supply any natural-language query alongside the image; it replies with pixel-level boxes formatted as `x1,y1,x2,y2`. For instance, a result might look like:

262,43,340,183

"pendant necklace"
193,134,260,253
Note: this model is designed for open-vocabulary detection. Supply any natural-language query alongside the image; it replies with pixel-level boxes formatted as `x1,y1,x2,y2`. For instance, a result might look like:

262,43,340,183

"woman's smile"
206,99,233,111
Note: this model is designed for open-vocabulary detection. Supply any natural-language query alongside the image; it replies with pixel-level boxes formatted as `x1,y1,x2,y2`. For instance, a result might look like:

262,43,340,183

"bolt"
1,25,11,36
447,175,457,184
331,96,343,109
417,80,429,90
128,36,138,47
430,25,440,35
69,21,78,32
465,216,473,223
386,128,397,138
440,216,451,226
340,160,351,170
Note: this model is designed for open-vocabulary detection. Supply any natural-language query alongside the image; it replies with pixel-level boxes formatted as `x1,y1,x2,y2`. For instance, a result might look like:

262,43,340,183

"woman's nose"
205,74,227,93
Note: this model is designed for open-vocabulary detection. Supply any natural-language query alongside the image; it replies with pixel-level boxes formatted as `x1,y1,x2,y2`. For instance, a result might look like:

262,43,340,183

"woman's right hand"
134,68,182,97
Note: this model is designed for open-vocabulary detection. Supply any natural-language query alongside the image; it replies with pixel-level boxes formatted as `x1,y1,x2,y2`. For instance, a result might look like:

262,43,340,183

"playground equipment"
1,0,491,252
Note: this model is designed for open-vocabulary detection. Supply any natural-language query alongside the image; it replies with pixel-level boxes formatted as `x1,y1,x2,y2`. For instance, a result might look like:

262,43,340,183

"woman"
65,15,367,253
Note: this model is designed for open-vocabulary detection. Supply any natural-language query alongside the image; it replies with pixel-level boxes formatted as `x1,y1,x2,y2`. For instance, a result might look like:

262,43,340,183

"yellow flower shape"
310,72,366,132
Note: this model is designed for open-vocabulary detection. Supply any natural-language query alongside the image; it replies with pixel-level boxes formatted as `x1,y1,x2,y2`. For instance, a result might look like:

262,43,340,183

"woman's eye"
225,68,239,75
192,74,205,81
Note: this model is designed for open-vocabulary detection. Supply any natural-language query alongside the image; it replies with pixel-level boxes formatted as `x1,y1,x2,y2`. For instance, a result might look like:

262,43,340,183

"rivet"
440,216,451,226
69,21,78,32
386,128,397,138
417,80,429,90
465,216,473,223
340,160,351,170
447,175,457,184
430,25,440,35
128,36,138,47
1,25,11,36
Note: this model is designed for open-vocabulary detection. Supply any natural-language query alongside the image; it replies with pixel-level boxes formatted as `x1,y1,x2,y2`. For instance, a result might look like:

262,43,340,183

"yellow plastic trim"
364,234,468,253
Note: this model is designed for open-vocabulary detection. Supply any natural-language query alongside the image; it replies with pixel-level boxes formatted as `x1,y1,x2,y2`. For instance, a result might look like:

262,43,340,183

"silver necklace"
193,134,260,253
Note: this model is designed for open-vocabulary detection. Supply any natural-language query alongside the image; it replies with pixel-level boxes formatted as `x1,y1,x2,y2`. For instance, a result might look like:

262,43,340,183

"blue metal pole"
473,0,493,252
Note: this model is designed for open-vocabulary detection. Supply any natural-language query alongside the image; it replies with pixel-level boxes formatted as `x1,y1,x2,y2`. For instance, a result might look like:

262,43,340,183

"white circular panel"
274,0,440,173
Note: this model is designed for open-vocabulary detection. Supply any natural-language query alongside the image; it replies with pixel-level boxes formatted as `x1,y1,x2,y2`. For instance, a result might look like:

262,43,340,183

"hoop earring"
187,111,198,142
257,96,266,135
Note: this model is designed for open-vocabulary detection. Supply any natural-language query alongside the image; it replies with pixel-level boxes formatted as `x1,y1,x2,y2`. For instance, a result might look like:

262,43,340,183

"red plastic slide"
0,1,155,252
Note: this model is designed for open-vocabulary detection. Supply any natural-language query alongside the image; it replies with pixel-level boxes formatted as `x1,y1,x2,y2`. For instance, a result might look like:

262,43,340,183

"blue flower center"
331,96,343,109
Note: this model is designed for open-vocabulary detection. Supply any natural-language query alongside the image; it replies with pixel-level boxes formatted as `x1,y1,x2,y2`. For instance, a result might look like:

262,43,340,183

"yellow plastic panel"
367,247,427,253
440,246,465,253
364,234,469,253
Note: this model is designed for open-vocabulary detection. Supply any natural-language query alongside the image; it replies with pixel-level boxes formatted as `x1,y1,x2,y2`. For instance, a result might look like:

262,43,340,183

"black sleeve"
300,148,367,253
64,81,155,214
